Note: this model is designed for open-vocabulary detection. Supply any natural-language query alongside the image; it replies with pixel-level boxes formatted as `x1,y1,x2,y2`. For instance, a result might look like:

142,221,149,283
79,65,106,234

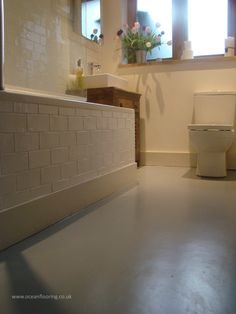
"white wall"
4,0,102,94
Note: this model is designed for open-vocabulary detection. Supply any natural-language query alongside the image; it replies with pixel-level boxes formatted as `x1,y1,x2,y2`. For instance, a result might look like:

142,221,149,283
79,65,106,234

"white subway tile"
126,119,132,129
0,114,26,132
69,171,97,186
29,150,50,169
53,179,70,192
15,133,39,152
61,161,77,179
77,131,90,145
16,169,41,191
89,142,107,156
101,130,113,143
90,130,102,143
60,132,77,146
3,190,31,209
0,175,16,196
69,175,83,186
50,116,68,131
113,152,121,165
51,147,69,164
0,98,135,211
14,102,38,114
90,110,102,117
69,145,89,161
28,115,50,131
30,184,52,199
1,152,29,174
104,153,113,165
40,132,60,149
59,107,76,116
117,118,125,129
68,117,83,131
77,159,91,174
91,155,104,170
0,101,13,112
113,111,123,118
84,117,96,130
98,165,115,176
102,110,113,117
41,165,61,184
39,104,58,115
108,118,118,130
0,133,14,153
75,108,90,116
97,117,108,129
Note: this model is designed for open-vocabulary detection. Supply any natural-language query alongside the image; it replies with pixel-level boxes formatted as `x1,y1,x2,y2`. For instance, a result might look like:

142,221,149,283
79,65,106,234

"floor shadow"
0,183,138,258
2,254,73,314
0,184,138,314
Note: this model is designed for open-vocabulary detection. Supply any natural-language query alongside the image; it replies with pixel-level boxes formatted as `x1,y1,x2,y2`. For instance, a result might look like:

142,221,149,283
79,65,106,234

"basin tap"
87,62,101,75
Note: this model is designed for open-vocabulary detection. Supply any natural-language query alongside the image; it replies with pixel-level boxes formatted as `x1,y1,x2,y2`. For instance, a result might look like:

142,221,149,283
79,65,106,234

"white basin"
84,73,128,90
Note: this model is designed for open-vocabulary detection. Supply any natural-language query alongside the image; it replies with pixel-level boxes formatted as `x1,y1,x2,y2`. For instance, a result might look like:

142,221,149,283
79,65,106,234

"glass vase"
126,48,136,64
135,50,147,63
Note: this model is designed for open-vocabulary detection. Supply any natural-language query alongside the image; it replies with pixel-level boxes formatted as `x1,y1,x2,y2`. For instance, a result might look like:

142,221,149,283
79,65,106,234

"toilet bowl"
188,92,235,177
188,124,234,177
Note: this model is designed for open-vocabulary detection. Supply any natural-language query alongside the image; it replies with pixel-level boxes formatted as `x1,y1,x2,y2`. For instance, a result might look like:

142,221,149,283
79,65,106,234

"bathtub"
0,86,137,250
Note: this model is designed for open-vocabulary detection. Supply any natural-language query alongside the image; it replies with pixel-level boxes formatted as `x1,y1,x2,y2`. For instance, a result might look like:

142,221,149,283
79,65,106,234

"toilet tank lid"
188,124,234,130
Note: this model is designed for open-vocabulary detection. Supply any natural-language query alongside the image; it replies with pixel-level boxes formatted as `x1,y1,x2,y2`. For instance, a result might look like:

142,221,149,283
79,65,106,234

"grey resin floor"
1,166,236,314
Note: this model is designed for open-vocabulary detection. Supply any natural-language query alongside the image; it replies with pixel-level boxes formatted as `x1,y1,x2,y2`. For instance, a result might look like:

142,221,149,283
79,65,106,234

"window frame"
128,0,236,60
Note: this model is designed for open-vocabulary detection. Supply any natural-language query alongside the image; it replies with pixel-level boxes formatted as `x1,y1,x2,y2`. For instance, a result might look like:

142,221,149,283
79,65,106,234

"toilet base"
196,152,227,177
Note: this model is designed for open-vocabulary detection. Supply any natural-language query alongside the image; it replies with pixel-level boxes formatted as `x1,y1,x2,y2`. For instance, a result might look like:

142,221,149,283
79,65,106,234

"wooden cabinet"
87,87,141,166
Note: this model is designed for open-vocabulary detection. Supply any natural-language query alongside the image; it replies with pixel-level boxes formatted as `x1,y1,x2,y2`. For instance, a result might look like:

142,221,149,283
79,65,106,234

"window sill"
118,56,236,68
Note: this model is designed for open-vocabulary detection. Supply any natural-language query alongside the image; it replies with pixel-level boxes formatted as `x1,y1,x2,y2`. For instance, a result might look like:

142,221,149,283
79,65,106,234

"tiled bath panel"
0,166,236,314
0,97,135,210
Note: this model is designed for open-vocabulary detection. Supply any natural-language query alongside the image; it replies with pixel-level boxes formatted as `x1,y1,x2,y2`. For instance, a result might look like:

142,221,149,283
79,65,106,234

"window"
137,0,172,59
81,0,101,41
188,0,228,56
131,0,234,60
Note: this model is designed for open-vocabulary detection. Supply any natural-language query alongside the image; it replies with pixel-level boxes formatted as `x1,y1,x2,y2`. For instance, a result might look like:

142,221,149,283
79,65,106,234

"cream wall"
117,63,236,167
118,63,236,149
4,0,102,94
101,0,127,73
100,0,236,168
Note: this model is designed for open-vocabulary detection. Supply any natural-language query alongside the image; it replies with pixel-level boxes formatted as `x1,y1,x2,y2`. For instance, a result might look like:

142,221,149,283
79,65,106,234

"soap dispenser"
75,59,84,90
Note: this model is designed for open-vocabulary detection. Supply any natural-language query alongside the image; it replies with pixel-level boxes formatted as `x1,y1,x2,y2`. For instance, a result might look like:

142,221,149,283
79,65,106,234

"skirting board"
0,163,137,251
140,151,236,169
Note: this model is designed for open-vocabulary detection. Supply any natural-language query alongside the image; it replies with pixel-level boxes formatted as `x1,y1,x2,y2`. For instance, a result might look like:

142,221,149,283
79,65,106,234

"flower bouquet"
117,22,171,63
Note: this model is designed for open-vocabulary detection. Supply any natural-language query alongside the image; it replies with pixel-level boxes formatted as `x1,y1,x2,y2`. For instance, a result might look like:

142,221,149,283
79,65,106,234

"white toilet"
188,92,235,177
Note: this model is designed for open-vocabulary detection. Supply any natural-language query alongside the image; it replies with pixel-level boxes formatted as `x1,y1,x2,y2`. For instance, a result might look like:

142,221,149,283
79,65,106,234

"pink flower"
134,21,140,30
145,26,152,34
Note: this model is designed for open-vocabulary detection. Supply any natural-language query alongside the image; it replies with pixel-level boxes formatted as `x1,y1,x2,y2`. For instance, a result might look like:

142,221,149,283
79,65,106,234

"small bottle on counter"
75,59,84,90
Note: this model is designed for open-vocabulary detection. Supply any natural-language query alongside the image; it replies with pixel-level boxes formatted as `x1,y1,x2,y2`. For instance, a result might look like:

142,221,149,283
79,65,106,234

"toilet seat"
188,124,234,131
